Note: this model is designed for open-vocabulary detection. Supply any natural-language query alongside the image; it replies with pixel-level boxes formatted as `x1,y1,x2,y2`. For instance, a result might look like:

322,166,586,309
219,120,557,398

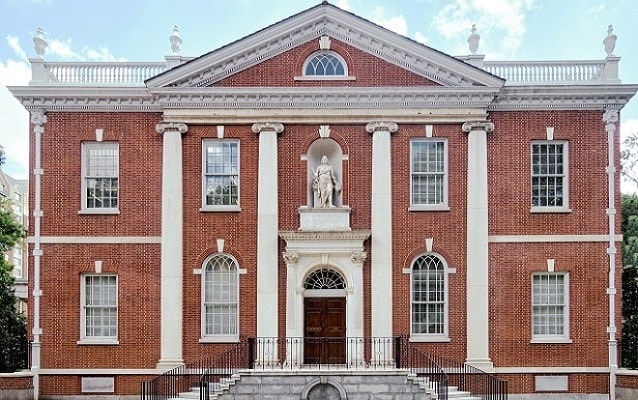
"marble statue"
313,155,340,208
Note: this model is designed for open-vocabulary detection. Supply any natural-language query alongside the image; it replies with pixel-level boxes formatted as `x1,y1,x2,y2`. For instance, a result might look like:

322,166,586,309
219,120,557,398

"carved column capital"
603,108,619,125
351,252,367,266
251,122,284,134
30,109,47,126
365,121,398,134
155,122,188,135
282,251,299,266
462,120,494,133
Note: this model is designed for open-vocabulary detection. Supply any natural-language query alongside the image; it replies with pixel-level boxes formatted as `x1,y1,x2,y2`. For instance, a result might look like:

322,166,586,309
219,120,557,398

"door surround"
280,230,369,366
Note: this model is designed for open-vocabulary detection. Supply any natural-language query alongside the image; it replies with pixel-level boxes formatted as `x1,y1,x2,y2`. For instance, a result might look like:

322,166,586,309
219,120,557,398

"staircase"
174,369,483,400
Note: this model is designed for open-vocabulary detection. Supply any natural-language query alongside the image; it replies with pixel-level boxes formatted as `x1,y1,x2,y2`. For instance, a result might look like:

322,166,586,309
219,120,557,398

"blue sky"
1,0,637,190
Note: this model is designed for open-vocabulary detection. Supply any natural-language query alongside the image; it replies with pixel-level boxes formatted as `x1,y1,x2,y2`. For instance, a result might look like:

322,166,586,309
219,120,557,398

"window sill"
77,339,119,345
78,209,120,215
199,336,240,344
530,207,572,214
530,337,573,344
294,75,356,81
200,206,241,213
409,335,450,343
409,205,450,212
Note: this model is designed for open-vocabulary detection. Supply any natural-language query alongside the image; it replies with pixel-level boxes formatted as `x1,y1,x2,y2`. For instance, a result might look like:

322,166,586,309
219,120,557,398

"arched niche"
307,138,343,208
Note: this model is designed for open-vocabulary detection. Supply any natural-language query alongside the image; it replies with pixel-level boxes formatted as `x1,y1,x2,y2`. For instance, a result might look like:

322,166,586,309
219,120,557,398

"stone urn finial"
33,27,48,58
468,24,480,55
603,24,616,57
169,25,182,54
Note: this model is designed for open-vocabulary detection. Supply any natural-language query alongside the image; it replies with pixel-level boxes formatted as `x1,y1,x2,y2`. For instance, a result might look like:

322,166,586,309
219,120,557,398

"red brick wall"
215,38,438,87
25,89,622,397
28,112,164,369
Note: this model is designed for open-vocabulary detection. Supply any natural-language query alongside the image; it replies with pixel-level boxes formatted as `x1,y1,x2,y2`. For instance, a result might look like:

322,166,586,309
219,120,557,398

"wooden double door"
304,297,346,364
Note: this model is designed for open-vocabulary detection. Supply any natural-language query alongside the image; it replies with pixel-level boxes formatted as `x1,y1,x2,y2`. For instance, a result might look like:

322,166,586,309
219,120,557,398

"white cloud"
431,0,535,57
7,35,28,62
414,31,428,45
370,6,408,36
48,38,86,61
0,59,31,180
334,0,351,11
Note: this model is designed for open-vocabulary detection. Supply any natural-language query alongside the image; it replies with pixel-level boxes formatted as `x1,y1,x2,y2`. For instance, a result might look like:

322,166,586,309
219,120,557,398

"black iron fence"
400,337,507,400
140,336,507,400
140,338,250,400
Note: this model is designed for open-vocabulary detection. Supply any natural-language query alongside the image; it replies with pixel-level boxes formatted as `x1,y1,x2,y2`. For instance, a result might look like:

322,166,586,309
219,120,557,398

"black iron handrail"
140,336,507,400
401,336,508,400
140,338,249,400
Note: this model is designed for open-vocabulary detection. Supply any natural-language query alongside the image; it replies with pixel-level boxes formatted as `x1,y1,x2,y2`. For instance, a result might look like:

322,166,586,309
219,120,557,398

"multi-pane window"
81,274,117,340
203,140,239,207
411,139,447,208
303,51,347,76
531,142,568,209
82,142,119,210
532,273,569,339
411,254,447,336
203,254,238,337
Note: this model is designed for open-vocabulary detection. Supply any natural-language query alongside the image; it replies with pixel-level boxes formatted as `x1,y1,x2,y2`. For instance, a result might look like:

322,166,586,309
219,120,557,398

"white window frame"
200,254,240,343
531,272,571,343
296,50,355,81
410,138,449,211
409,253,450,342
530,141,570,213
80,142,119,214
201,140,240,212
79,274,119,345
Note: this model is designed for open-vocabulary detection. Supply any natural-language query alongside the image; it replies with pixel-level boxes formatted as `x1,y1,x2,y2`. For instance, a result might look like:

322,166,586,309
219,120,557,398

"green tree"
0,145,29,372
621,132,638,192
622,194,638,368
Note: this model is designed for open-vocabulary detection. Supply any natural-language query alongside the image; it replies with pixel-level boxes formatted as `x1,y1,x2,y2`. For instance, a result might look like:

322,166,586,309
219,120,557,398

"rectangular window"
531,141,568,210
82,142,119,212
81,274,118,342
411,139,448,210
532,273,569,341
202,140,239,210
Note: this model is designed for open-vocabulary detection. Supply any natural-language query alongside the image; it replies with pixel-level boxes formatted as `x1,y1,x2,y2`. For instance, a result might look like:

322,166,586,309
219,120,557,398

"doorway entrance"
304,297,346,364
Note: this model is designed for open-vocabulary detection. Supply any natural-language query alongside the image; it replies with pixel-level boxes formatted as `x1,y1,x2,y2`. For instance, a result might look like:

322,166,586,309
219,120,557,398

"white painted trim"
27,236,161,244
39,369,166,375
495,367,609,374
488,234,622,243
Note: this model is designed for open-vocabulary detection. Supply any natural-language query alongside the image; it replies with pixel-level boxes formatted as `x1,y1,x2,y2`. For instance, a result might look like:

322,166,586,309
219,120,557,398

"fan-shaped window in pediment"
304,268,346,289
303,51,347,77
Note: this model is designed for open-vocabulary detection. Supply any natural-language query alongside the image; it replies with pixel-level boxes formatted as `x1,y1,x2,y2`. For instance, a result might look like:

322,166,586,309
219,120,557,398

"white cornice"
8,83,636,114
7,86,160,112
150,86,500,109
146,4,503,89
489,84,638,111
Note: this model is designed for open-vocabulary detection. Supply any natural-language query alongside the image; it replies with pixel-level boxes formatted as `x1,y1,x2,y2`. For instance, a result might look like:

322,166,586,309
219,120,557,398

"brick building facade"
9,3,638,399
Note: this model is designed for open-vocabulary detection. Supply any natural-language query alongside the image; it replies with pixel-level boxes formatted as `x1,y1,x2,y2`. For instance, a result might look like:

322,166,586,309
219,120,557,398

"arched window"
202,254,238,338
411,254,448,338
303,51,347,77
304,268,346,289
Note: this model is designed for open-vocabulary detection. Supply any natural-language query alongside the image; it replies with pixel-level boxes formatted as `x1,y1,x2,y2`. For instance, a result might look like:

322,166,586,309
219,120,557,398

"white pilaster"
252,123,284,345
366,121,398,351
603,108,619,400
30,109,47,400
155,122,188,369
462,120,494,372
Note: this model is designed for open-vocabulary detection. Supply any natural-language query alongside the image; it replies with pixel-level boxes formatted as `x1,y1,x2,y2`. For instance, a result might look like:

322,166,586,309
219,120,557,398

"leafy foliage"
622,194,638,368
0,148,29,372
621,132,638,193
0,209,28,372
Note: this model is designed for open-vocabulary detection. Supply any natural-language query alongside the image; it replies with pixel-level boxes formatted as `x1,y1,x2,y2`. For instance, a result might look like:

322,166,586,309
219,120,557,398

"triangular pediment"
146,2,503,89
